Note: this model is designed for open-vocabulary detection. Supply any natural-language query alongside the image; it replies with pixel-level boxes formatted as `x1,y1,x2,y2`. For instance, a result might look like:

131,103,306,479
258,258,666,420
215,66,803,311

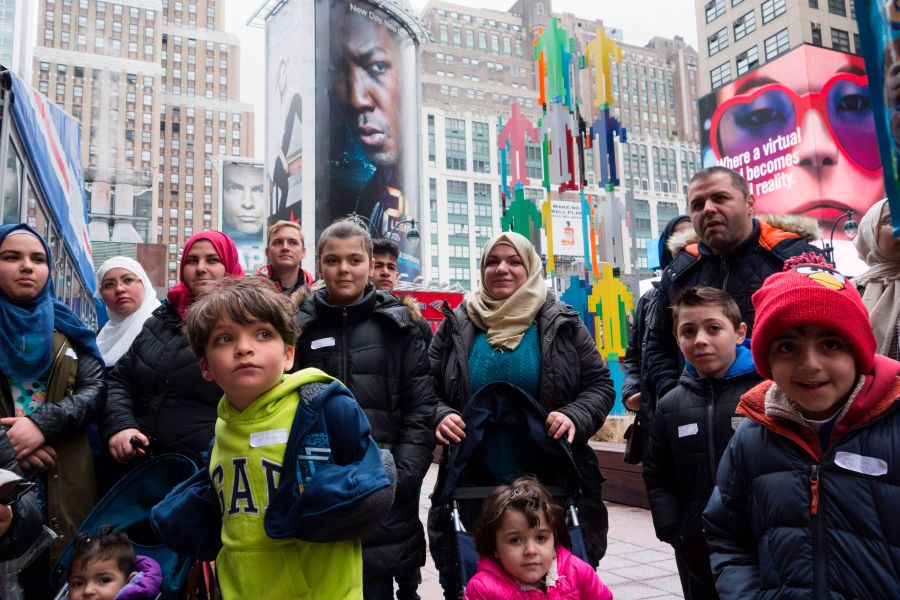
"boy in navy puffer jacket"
703,255,900,599
644,286,761,599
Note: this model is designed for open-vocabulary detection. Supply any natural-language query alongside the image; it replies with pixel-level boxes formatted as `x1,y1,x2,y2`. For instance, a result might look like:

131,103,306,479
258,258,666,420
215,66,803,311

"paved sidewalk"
417,463,682,599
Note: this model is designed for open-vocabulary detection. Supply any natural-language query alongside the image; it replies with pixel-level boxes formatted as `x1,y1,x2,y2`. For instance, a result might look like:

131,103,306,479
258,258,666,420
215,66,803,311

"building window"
761,0,786,24
445,118,467,171
854,33,862,55
734,10,756,40
831,28,851,53
427,114,436,163
735,45,759,76
708,28,728,55
811,23,822,46
710,61,732,90
827,0,846,16
705,0,726,22
471,121,490,174
809,0,818,7
764,28,790,60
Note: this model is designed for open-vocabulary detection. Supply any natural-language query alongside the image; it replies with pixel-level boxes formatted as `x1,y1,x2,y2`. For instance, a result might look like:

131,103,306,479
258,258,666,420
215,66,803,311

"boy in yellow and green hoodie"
152,277,394,599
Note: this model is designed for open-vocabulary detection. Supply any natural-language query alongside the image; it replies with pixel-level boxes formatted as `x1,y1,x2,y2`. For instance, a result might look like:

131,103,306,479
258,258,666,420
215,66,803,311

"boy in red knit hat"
703,254,900,598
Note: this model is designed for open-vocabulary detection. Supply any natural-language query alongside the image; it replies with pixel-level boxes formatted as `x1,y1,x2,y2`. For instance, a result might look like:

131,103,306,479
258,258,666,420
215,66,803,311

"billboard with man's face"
315,0,422,279
220,160,267,272
699,45,884,244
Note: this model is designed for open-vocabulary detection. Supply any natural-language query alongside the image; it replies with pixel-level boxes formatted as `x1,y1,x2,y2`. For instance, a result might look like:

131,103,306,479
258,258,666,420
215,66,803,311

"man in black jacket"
644,166,822,401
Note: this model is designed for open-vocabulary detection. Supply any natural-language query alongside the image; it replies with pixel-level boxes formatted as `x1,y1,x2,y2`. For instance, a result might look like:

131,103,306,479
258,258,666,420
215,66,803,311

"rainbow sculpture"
498,17,634,414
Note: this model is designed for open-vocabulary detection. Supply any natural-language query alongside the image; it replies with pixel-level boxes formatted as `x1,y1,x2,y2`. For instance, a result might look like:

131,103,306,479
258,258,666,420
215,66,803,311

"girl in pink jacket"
465,476,613,599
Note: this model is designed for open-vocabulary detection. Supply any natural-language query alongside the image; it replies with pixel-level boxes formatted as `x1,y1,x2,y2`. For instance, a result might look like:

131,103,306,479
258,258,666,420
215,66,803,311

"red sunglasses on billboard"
709,72,880,174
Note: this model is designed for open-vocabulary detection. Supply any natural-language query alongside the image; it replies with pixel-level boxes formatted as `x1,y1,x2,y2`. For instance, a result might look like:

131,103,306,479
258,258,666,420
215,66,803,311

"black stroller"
51,454,198,600
429,382,589,594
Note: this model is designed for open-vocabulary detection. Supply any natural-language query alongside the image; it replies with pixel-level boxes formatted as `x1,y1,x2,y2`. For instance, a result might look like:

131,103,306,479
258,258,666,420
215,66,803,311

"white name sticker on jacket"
678,423,699,438
310,337,335,350
249,429,288,448
834,451,888,477
65,348,78,360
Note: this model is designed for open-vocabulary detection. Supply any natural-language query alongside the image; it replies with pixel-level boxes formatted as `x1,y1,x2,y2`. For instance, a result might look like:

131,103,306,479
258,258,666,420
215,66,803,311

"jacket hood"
297,284,420,330
667,214,821,256
398,294,426,323
737,354,900,459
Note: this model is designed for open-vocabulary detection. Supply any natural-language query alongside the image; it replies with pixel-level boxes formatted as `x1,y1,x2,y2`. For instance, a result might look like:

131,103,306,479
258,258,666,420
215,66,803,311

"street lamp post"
822,209,858,265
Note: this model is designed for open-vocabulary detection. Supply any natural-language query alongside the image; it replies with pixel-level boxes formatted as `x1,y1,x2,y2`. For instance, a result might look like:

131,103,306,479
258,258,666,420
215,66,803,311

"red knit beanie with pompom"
750,253,875,379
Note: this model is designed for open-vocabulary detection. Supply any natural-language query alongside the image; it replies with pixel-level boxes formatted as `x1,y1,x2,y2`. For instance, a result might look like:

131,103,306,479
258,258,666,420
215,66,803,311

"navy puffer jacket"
703,355,900,599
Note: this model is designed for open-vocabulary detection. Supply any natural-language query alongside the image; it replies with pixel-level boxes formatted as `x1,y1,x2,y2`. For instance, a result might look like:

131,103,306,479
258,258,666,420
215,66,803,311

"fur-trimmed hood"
667,214,821,256
291,285,425,324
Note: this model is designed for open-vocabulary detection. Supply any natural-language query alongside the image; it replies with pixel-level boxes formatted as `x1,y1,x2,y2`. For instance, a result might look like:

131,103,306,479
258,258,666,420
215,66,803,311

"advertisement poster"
549,199,585,257
220,160,267,272
315,0,422,278
265,0,310,226
699,45,884,249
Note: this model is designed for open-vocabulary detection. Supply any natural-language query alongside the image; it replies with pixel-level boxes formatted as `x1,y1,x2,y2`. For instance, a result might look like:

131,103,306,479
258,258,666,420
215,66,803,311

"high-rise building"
418,0,700,288
32,0,254,287
0,0,37,81
694,0,861,94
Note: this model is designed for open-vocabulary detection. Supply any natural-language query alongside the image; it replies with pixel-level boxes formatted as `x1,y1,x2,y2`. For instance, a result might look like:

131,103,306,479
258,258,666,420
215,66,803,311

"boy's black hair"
69,525,135,579
473,475,570,557
672,286,742,334
372,238,399,261
184,276,299,359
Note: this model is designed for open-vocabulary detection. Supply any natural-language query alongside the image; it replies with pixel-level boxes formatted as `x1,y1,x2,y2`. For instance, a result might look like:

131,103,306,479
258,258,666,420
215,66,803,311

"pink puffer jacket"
464,546,613,599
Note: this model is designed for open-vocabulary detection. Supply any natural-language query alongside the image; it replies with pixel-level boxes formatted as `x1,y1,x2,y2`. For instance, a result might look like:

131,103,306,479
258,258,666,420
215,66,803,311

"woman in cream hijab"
853,198,900,359
95,257,160,367
427,231,615,596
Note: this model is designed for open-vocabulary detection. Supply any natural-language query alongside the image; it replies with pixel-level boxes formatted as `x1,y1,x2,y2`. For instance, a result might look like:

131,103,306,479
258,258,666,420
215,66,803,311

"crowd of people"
0,165,898,599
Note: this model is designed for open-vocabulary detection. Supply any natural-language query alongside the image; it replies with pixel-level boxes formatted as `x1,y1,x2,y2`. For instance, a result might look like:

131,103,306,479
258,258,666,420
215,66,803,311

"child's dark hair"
372,238,399,261
69,525,135,578
317,219,374,261
184,276,299,359
473,476,570,557
672,286,742,333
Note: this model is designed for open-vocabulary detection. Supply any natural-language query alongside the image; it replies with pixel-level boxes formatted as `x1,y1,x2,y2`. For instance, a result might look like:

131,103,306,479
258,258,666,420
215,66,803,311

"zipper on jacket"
705,380,718,487
810,464,827,598
341,308,349,383
719,255,729,291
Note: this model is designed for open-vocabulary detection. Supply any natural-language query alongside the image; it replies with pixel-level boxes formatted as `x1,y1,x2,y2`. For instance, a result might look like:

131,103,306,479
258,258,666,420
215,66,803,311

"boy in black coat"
643,286,761,599
703,256,900,598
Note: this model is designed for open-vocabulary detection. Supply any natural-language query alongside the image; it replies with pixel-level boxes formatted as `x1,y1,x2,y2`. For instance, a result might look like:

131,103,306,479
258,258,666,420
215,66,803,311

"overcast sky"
224,0,699,158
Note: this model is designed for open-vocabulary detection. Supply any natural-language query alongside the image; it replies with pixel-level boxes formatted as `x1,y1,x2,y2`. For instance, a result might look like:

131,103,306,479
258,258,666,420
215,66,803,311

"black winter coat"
646,217,821,400
429,294,614,568
703,359,900,599
0,430,43,560
293,284,436,580
643,352,760,582
102,302,222,465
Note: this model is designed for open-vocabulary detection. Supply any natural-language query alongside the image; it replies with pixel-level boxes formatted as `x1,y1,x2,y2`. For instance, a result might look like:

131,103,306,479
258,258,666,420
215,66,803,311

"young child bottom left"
465,476,613,600
64,526,161,600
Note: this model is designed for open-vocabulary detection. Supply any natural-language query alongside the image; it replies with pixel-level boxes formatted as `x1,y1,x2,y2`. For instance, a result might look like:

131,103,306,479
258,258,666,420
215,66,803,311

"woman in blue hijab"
0,223,105,586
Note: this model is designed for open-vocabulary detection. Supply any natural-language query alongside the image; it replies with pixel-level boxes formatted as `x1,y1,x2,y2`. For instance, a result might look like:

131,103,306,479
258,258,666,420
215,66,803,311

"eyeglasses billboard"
699,45,885,240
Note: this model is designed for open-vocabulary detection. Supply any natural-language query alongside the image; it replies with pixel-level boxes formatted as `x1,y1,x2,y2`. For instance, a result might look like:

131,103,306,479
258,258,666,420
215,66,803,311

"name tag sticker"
834,451,888,477
65,348,78,360
249,429,288,448
678,423,699,438
311,337,335,350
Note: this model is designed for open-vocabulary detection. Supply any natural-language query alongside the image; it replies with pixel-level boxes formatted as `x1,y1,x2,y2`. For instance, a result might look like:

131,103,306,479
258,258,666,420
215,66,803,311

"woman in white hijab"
853,199,900,360
95,257,160,367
